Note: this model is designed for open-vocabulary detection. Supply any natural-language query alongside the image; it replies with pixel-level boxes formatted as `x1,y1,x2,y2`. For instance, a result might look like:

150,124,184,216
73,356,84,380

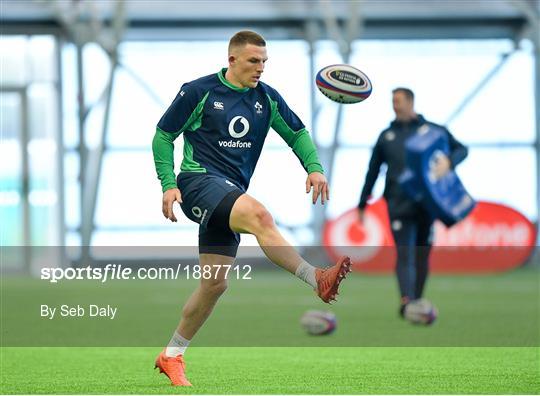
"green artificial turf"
1,347,538,394
1,266,539,393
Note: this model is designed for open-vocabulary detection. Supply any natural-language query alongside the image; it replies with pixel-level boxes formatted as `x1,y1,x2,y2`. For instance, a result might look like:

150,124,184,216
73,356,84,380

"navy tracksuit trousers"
390,213,434,301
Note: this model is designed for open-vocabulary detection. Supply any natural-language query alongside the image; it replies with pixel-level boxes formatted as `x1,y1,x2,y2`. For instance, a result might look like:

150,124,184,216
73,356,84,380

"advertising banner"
323,200,537,273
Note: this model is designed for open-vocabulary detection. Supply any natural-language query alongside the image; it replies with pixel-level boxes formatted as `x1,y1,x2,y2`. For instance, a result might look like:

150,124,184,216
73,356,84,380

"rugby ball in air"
316,64,372,104
404,299,438,326
300,310,337,335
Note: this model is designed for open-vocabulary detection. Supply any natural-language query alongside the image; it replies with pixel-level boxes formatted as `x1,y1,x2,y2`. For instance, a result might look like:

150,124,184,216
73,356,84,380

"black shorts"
177,173,244,257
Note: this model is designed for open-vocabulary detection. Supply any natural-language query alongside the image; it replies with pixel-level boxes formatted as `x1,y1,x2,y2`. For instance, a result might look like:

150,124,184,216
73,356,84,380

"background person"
357,87,468,320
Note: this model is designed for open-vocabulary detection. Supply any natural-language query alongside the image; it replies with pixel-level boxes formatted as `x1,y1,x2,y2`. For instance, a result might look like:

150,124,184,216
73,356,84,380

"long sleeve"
358,139,384,209
152,127,181,192
152,83,208,192
446,130,468,168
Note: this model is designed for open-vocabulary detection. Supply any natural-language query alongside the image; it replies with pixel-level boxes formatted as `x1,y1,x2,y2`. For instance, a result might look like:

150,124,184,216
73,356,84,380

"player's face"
392,91,414,120
229,44,268,88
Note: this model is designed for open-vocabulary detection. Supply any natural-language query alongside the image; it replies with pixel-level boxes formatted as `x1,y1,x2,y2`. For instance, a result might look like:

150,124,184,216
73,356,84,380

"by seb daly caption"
41,304,117,320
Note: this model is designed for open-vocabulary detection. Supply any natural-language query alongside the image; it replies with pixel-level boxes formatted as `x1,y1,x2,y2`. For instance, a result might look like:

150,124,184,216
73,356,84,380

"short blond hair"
228,31,266,54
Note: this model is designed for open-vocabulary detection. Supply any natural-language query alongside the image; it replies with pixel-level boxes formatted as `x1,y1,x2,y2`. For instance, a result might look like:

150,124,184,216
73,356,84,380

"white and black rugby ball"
316,64,372,104
300,310,337,335
404,299,438,326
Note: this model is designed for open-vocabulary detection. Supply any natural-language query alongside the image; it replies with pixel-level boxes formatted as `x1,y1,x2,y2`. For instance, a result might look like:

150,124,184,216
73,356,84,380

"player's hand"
306,172,329,205
432,154,451,180
162,188,182,222
358,208,365,223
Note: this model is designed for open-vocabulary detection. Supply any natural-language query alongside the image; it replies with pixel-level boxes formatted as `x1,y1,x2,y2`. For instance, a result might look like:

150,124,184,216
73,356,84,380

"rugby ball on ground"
404,299,438,325
316,64,372,104
300,310,337,335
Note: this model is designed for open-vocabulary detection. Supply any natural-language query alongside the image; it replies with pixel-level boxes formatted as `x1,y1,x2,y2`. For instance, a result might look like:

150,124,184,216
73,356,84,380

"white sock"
295,260,317,289
165,331,190,357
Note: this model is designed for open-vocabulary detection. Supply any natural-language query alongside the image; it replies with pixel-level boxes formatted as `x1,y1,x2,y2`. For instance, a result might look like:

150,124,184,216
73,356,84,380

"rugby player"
152,31,350,386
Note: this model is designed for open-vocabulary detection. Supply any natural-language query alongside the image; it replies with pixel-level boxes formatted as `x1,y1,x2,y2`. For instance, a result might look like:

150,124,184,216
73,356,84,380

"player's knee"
201,278,228,296
252,206,275,233
231,197,276,235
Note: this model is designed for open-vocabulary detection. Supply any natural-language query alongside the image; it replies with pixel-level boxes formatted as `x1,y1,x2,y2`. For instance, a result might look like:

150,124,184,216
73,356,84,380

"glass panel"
27,82,60,245
0,36,27,85
327,148,385,219
458,147,536,219
1,92,22,140
83,43,111,106
118,41,226,103
448,49,535,144
28,36,57,82
1,35,61,247
250,150,313,227
28,83,58,139
0,93,23,245
92,229,199,247
95,151,196,228
64,152,81,229
339,39,533,146
62,43,79,149
28,138,59,245
106,68,165,148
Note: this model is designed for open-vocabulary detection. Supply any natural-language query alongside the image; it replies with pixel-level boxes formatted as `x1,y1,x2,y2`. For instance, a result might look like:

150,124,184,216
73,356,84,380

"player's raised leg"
229,193,351,303
155,253,233,386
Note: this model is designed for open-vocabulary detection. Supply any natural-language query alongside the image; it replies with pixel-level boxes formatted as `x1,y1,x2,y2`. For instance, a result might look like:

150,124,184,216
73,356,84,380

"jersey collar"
390,114,426,129
218,68,250,92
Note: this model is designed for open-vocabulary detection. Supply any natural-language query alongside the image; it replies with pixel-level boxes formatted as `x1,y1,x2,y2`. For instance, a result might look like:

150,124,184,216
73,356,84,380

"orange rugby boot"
315,256,351,303
154,350,192,386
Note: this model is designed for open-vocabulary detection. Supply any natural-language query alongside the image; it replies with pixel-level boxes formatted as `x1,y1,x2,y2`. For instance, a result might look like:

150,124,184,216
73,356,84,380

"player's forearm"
358,180,375,209
446,131,468,168
152,127,180,192
449,145,468,168
358,150,383,208
290,130,324,174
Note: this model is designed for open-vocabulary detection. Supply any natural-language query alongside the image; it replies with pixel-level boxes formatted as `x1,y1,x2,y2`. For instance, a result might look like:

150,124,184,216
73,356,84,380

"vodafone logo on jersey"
219,116,252,149
323,199,537,273
228,116,250,138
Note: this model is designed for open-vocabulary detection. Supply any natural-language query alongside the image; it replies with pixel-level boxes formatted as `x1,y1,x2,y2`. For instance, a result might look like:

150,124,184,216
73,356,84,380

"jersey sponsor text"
218,140,252,148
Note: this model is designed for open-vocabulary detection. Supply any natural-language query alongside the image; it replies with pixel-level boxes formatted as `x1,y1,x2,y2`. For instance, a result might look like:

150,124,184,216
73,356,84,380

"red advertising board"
323,200,537,273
